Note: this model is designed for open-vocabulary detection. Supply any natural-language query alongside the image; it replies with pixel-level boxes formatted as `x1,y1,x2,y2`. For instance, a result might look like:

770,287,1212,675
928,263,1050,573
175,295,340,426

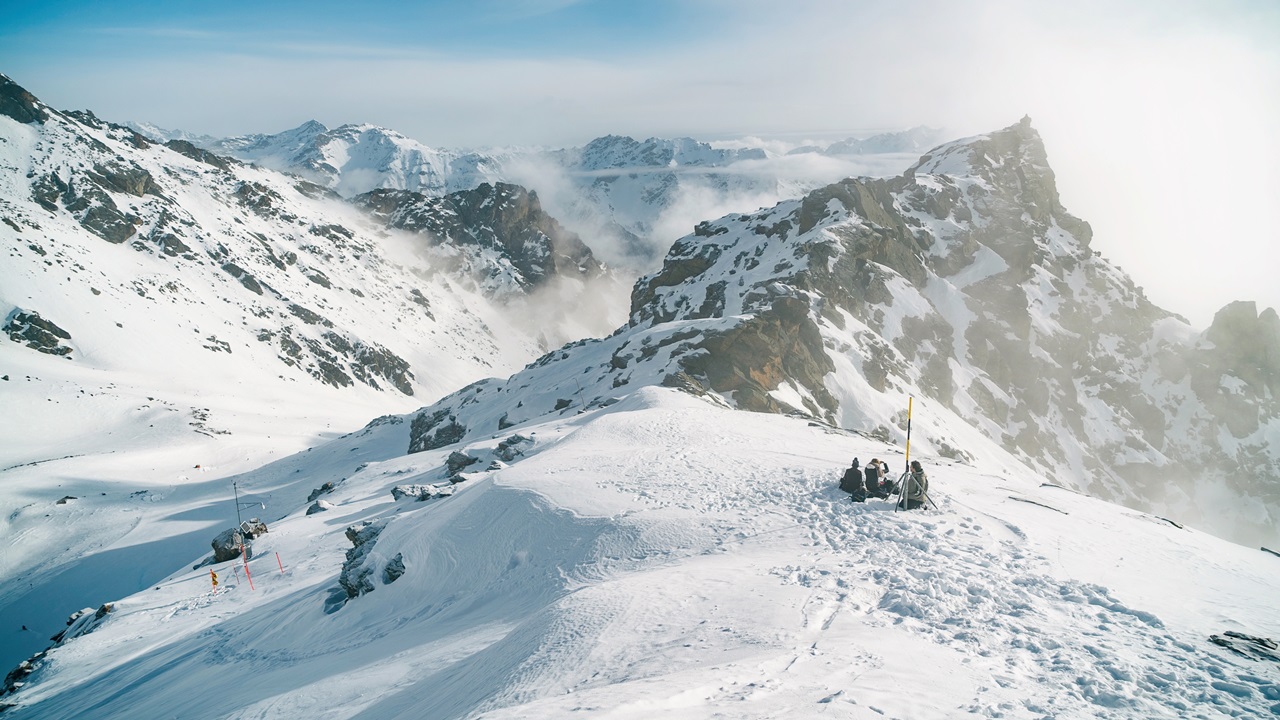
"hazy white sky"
3,0,1277,327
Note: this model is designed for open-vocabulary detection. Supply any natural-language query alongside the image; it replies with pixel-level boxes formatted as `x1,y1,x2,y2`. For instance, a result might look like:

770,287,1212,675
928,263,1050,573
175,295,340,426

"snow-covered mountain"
389,116,1279,550
5,75,1278,718
161,121,931,273
0,72,618,671
199,121,510,200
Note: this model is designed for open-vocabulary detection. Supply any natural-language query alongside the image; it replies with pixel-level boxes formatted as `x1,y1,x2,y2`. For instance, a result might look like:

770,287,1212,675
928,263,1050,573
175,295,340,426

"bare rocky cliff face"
353,182,607,297
401,118,1278,547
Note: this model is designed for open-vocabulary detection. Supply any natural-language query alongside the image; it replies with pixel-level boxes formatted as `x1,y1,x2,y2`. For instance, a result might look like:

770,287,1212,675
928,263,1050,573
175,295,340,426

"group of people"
839,457,929,510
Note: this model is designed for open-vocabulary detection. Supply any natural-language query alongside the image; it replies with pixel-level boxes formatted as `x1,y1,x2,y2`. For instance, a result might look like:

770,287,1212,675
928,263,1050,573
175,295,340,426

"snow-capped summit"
202,120,508,199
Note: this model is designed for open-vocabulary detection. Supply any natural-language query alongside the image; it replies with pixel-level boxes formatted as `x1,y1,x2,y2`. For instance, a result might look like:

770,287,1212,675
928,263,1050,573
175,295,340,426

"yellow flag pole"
904,396,913,474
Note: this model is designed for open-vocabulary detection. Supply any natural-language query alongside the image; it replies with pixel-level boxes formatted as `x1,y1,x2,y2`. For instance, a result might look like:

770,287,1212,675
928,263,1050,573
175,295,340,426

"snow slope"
0,74,616,671
3,388,1277,718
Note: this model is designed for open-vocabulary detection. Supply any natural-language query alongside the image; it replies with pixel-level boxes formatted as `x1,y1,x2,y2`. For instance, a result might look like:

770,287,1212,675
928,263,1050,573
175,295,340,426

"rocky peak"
1204,301,1280,393
355,182,606,295
908,116,1064,224
0,73,49,125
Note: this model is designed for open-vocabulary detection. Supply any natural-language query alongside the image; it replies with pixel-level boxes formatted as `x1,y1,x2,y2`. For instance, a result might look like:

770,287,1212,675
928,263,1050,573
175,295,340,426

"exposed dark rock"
88,162,159,197
165,139,235,170
390,484,454,501
30,172,67,212
307,481,337,502
409,408,466,453
349,341,414,395
0,73,47,124
678,297,836,420
354,182,605,293
382,553,405,584
50,604,114,644
306,500,333,515
329,520,393,610
2,649,47,699
220,262,264,295
4,309,73,357
60,176,139,243
304,269,332,288
446,451,479,476
234,181,293,220
288,303,333,327
495,434,532,461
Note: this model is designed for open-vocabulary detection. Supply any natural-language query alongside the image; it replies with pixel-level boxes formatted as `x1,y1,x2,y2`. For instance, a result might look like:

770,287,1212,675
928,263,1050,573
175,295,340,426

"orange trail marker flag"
210,569,219,589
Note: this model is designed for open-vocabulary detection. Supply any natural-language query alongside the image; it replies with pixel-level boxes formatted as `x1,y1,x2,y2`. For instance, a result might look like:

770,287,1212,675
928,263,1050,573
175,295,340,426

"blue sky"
1,0,1279,326
2,1,709,64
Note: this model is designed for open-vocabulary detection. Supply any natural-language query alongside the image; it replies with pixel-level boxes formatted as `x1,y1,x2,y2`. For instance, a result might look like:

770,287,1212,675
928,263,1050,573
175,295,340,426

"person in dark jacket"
864,458,887,498
898,460,929,510
839,458,864,501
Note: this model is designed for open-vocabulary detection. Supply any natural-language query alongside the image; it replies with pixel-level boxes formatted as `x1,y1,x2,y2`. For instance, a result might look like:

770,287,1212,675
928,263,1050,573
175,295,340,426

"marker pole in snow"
896,398,914,513
904,397,913,475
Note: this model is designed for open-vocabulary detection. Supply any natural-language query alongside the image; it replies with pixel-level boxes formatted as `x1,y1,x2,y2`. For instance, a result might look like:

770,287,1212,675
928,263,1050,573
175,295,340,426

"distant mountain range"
128,119,945,271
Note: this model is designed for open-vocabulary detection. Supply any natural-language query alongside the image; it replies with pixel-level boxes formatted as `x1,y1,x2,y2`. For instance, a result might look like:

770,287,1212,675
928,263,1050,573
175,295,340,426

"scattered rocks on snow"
306,499,334,515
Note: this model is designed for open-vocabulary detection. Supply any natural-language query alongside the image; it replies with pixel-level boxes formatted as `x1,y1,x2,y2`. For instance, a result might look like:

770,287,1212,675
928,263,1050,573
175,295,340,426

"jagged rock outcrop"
355,182,605,296
326,520,404,612
3,309,73,357
0,73,48,124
